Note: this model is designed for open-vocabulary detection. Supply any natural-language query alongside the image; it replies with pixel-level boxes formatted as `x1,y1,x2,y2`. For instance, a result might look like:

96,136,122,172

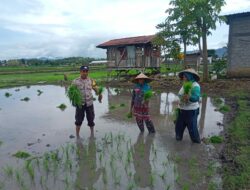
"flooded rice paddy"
0,85,224,190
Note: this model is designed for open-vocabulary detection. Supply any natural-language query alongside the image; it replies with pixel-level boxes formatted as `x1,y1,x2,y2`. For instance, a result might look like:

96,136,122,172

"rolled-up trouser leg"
86,104,95,128
145,120,155,133
75,106,85,126
186,109,201,143
135,117,144,132
175,110,186,141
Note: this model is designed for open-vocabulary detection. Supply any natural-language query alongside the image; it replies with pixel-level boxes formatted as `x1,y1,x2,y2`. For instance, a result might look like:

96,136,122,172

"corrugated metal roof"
97,35,155,48
225,11,250,24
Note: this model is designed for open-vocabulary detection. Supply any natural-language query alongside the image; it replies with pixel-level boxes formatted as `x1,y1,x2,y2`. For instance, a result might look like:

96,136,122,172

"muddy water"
0,85,224,190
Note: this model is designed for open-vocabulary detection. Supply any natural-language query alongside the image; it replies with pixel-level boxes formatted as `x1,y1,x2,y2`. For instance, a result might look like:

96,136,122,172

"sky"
0,0,250,60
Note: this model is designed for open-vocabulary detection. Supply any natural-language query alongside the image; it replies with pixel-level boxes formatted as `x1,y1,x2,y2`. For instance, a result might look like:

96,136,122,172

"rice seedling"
13,151,31,159
3,165,13,177
160,171,167,180
0,181,4,190
165,185,171,190
42,154,50,173
209,135,223,143
66,85,83,107
21,97,30,102
25,160,35,181
183,81,193,94
64,175,70,188
99,152,103,163
15,88,20,92
4,92,12,97
15,169,24,186
149,172,155,186
144,90,153,101
37,89,43,96
102,168,108,185
127,182,136,190
35,158,40,168
0,140,2,147
57,103,67,111
39,175,45,189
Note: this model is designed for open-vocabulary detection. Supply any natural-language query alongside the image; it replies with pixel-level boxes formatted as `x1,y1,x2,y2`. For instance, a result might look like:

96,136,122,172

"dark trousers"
75,104,95,127
135,117,155,133
175,108,201,143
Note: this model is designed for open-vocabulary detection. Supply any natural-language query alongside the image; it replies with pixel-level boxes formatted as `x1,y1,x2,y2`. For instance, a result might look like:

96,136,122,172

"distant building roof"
225,11,250,24
97,35,156,48
90,60,108,64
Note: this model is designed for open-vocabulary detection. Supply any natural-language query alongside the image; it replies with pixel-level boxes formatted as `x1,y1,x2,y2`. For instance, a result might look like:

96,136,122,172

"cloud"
0,0,249,59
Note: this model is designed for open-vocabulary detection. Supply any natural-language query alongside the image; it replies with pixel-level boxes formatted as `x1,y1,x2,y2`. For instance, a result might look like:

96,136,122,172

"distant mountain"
215,47,227,58
186,47,227,58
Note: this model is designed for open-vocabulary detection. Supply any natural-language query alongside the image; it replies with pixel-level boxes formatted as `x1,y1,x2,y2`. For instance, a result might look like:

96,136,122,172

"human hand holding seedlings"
98,94,102,103
98,86,104,103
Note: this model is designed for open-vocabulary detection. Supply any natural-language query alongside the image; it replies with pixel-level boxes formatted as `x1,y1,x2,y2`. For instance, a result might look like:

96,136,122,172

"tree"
157,0,225,81
190,0,226,81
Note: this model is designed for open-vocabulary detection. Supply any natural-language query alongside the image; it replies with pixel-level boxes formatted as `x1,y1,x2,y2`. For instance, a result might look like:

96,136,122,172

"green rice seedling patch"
57,103,67,111
13,151,31,159
21,97,30,101
4,92,12,97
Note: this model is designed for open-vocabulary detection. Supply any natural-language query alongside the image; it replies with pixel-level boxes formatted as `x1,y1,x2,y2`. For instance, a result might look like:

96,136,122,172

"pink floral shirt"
72,77,96,107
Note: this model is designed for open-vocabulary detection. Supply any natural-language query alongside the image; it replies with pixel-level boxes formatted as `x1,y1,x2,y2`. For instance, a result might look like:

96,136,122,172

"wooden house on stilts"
97,35,161,80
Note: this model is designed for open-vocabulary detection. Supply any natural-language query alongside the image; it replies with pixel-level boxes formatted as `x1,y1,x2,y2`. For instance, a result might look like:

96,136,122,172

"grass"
13,151,31,159
219,105,231,113
0,68,107,88
210,136,223,143
223,92,250,190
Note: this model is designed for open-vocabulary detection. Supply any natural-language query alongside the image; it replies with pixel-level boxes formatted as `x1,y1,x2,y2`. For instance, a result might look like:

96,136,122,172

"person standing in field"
130,73,155,133
175,68,201,143
72,65,102,139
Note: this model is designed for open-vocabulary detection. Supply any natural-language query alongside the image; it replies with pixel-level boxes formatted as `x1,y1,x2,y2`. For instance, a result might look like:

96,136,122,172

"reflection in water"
199,96,207,138
75,132,102,190
132,133,155,188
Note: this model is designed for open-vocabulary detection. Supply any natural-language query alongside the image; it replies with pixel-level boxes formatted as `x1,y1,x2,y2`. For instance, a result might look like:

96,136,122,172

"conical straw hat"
178,68,200,82
132,73,153,83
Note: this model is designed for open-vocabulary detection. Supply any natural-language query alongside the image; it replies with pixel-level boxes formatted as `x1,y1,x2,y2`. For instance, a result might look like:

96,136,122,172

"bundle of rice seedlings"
66,85,83,107
144,90,153,101
183,81,193,94
172,108,180,124
98,86,104,95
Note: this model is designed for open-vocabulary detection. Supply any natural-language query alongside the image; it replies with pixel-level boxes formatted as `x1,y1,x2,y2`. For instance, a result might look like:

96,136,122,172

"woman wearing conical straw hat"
175,68,201,143
129,73,155,133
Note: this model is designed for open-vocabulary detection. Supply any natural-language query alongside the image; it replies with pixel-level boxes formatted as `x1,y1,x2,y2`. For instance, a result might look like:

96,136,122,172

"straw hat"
132,73,153,83
178,68,200,82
